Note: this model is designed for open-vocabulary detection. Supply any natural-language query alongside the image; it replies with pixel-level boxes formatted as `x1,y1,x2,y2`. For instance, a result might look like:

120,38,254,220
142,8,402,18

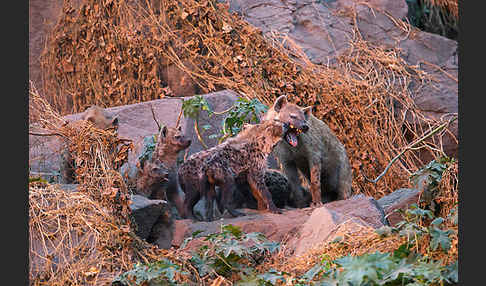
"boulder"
172,208,314,250
377,188,420,226
171,195,388,254
288,195,388,256
129,195,171,241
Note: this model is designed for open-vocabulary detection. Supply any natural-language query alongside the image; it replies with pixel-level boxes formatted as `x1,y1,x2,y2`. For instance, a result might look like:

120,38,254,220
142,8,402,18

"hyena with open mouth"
262,95,353,208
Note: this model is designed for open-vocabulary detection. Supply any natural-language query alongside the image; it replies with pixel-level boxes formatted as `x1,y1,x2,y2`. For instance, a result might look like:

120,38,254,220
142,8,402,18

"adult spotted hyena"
178,119,299,221
262,95,353,207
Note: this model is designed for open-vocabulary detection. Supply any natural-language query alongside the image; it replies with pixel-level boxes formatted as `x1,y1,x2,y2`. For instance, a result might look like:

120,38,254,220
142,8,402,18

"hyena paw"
269,206,282,214
310,201,323,208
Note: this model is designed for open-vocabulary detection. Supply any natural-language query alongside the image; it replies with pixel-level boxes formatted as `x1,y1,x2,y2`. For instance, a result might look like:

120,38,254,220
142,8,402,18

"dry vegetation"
30,0,458,284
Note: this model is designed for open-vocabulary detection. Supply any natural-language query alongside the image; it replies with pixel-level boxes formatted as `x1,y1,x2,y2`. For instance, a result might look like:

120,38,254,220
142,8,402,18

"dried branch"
363,116,457,184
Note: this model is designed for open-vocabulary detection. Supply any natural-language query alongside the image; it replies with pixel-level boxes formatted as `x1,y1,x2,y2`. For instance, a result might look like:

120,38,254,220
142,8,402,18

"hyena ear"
302,106,313,120
273,95,288,112
111,116,119,127
86,116,95,123
160,125,168,138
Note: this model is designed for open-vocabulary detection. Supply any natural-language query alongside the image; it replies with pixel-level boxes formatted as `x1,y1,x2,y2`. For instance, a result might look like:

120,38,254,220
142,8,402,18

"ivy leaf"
301,263,323,282
223,224,243,238
190,253,212,277
409,260,444,283
221,238,245,257
429,227,454,252
430,217,444,227
443,261,458,283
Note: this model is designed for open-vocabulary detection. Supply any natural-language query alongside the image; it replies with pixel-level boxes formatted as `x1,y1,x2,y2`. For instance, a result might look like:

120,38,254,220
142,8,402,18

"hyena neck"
253,134,282,155
156,147,179,169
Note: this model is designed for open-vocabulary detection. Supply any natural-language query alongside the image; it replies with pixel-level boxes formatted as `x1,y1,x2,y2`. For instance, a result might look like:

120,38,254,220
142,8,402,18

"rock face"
172,207,314,250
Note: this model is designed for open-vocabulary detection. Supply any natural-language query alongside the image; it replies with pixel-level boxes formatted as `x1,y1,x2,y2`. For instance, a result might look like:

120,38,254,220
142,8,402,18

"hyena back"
178,119,292,221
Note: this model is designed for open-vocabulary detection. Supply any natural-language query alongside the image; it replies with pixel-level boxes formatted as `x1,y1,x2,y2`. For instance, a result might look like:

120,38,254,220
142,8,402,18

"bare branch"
363,116,457,184
149,103,161,131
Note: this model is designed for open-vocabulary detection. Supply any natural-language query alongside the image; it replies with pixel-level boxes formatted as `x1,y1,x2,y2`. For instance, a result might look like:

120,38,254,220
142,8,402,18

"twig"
363,116,457,184
29,131,64,137
194,119,209,149
175,101,184,128
149,103,161,131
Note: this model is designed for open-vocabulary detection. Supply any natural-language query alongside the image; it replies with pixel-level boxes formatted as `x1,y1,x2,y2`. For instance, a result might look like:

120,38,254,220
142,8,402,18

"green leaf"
393,243,411,259
443,260,458,283
222,224,243,238
258,269,287,285
429,227,453,252
301,263,323,282
430,217,444,227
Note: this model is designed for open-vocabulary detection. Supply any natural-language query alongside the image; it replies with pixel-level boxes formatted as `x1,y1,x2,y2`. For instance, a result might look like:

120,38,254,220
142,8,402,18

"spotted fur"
178,119,287,221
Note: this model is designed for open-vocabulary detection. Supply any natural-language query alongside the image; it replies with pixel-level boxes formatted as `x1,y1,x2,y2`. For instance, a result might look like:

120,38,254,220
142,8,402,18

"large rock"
130,195,170,240
172,208,314,250
170,195,388,254
223,0,458,159
288,195,388,256
377,188,420,226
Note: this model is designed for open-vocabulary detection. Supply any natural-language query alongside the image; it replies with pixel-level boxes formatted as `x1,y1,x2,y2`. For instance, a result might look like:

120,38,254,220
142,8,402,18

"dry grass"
426,0,458,19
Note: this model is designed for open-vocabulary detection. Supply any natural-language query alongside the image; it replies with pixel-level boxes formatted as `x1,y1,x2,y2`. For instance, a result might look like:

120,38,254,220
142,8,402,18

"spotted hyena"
136,158,170,197
149,125,191,218
60,105,119,183
262,95,353,208
178,118,302,221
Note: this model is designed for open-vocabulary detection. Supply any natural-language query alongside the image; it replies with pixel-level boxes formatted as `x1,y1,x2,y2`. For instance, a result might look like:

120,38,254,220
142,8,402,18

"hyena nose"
301,124,309,133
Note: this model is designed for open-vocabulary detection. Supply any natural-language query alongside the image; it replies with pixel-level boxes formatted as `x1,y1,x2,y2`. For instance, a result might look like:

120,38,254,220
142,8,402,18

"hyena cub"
148,125,191,218
262,95,353,207
60,105,119,183
179,118,304,221
136,158,170,197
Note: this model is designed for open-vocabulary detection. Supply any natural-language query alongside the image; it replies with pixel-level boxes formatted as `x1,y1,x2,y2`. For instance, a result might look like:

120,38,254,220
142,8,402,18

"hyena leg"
60,145,75,184
336,163,353,200
281,161,307,208
309,161,323,207
219,178,246,217
247,171,281,214
205,183,217,222
180,178,199,220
